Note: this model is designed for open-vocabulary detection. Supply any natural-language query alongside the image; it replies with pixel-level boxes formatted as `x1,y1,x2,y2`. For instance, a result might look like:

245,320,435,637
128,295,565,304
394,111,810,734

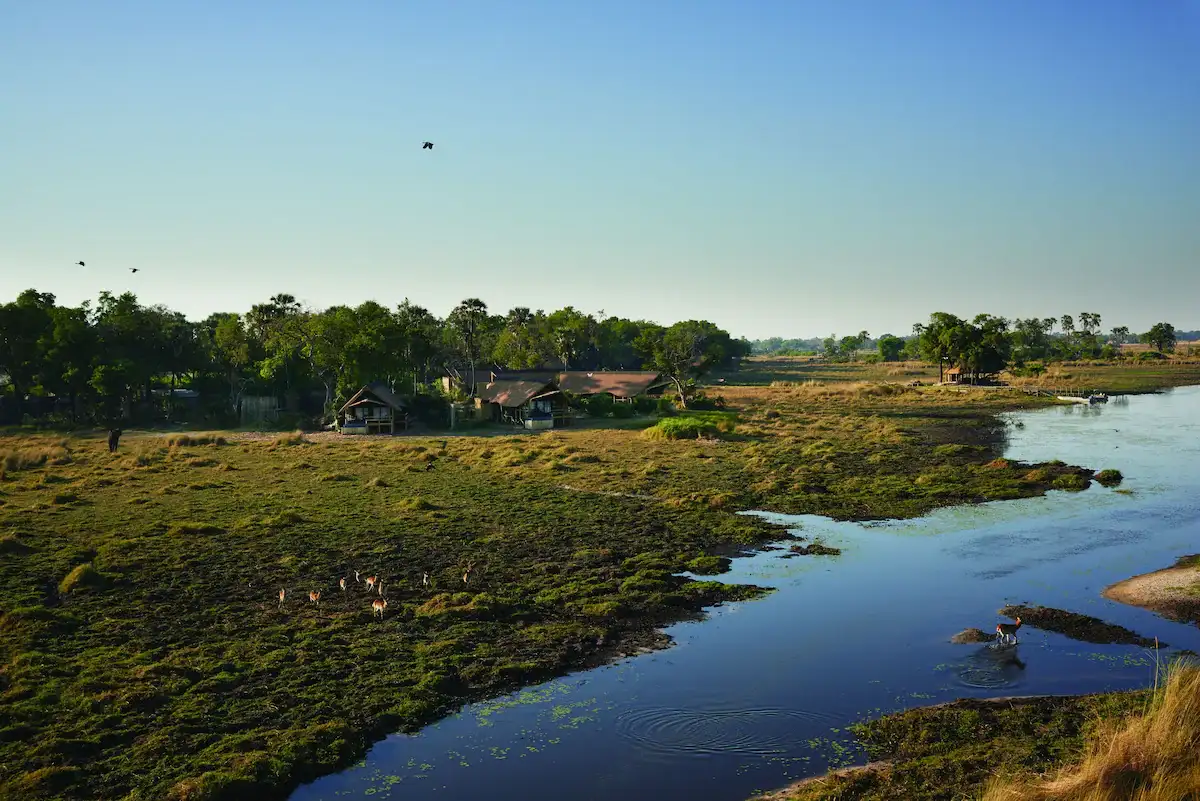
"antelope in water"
372,598,388,619
309,590,321,609
996,616,1023,646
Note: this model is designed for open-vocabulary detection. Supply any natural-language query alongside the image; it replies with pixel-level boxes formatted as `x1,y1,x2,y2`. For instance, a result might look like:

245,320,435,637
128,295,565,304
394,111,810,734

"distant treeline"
751,314,1195,368
0,290,748,427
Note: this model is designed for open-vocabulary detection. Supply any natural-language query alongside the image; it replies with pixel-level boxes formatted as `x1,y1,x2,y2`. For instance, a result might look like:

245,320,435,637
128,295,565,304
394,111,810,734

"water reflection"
953,645,1028,690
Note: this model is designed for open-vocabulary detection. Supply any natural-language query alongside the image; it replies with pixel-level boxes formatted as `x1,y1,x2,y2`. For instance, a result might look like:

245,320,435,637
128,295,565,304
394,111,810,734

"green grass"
0,384,1110,800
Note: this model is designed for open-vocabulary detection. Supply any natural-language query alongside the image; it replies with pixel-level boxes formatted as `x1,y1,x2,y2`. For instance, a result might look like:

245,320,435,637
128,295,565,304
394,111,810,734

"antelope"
339,577,347,593
309,590,321,608
996,616,1023,646
278,588,286,607
364,575,378,593
422,571,431,590
372,598,388,619
462,561,475,585
355,570,361,584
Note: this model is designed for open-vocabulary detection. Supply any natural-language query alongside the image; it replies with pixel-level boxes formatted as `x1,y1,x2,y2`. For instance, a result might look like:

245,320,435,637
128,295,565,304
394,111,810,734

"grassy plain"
0,378,1104,800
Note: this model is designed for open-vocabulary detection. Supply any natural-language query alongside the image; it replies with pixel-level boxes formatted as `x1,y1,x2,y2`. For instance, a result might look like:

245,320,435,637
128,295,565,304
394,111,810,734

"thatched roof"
555,371,667,398
475,380,557,408
338,383,406,415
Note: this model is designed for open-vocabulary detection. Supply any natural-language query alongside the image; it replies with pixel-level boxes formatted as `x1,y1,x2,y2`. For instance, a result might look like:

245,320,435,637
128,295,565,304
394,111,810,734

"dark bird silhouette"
130,268,139,273
422,141,434,150
75,261,85,267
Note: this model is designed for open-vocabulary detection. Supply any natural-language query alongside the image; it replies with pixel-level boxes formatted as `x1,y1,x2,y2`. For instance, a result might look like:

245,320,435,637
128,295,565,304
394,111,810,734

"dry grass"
982,662,1200,801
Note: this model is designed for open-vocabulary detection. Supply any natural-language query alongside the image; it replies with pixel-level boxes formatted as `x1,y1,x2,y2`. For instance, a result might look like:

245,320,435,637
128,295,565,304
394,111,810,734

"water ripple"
614,706,838,759
950,646,1028,690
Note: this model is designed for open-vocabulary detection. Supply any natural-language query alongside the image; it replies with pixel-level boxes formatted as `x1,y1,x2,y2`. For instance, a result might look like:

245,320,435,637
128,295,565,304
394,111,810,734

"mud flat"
1103,555,1200,626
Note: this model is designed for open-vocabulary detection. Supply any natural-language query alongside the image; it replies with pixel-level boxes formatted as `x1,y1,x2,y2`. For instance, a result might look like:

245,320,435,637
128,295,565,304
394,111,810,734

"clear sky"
2,1,1198,339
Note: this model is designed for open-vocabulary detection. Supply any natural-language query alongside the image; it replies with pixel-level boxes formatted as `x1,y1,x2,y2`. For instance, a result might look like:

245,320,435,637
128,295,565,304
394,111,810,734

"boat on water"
1089,393,1109,404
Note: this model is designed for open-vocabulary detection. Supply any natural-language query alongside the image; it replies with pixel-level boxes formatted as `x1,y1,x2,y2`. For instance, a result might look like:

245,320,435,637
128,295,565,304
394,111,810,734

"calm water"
291,386,1200,801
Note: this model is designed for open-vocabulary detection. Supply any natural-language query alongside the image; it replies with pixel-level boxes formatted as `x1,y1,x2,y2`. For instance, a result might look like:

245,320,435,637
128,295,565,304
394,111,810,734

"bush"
611,401,636,419
1095,469,1124,487
642,417,719,440
583,394,615,418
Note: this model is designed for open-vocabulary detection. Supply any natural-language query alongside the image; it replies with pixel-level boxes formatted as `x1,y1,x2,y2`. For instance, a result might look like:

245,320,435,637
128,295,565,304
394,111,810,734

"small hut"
475,379,572,429
944,366,964,384
337,383,409,435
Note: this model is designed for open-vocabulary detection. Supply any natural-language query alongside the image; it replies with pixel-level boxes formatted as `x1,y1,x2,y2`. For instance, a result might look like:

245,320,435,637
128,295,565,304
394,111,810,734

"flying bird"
75,261,85,267
422,141,434,150
130,268,139,273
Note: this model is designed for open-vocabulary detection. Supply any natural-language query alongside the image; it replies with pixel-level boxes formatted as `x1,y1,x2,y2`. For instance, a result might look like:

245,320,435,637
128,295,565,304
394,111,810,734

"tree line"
0,289,749,426
752,313,1187,375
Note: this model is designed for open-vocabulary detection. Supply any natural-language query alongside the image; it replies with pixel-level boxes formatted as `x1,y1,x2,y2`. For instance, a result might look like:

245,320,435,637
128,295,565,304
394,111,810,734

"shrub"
366,477,389,488
1095,469,1124,487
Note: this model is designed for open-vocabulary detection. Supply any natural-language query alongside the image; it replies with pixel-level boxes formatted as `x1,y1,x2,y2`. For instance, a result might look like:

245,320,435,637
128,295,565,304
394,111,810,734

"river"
290,385,1200,800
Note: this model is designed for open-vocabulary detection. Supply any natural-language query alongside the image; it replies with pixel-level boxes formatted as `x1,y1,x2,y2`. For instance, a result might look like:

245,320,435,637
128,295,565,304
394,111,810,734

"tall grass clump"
1094,469,1124,487
59,563,110,594
1,444,71,472
271,431,309,447
982,660,1200,801
164,433,228,447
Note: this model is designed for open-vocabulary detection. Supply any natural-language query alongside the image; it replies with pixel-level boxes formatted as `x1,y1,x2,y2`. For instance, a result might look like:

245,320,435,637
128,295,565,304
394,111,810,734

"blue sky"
2,1,1197,339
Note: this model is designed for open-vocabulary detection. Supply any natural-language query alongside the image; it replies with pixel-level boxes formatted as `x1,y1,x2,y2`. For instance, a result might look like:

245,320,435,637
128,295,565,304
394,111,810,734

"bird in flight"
422,141,434,150
130,268,139,274
75,261,85,267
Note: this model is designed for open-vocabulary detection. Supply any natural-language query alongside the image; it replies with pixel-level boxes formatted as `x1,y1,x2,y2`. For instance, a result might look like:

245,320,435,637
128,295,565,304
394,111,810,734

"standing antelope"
422,572,431,590
355,570,361,584
364,575,378,593
462,561,475,585
309,590,321,608
996,616,1023,646
372,598,388,619
339,577,347,593
278,588,286,607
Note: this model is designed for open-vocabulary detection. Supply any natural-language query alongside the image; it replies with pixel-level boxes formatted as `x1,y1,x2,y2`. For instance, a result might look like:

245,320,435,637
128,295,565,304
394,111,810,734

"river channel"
291,385,1200,800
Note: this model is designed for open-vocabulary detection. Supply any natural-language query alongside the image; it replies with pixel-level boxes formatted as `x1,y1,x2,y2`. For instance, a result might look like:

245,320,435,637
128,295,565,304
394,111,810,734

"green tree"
1144,322,1177,355
207,313,254,416
0,289,56,417
634,320,733,408
446,298,493,395
39,303,97,420
916,313,965,382
877,334,904,362
396,299,442,394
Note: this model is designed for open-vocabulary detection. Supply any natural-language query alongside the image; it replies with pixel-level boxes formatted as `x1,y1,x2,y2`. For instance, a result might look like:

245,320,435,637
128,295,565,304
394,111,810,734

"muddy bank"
998,604,1165,647
950,627,995,644
1103,555,1200,626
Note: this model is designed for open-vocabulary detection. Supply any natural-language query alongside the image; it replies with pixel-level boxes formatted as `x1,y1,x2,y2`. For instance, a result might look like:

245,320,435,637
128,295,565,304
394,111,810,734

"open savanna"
0,385,1106,800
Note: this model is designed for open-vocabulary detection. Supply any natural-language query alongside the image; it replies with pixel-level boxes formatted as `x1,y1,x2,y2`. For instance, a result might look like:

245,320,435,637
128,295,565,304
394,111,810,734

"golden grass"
982,661,1200,801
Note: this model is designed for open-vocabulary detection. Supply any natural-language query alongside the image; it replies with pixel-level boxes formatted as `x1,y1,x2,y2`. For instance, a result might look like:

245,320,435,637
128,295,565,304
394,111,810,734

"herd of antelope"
275,560,477,620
